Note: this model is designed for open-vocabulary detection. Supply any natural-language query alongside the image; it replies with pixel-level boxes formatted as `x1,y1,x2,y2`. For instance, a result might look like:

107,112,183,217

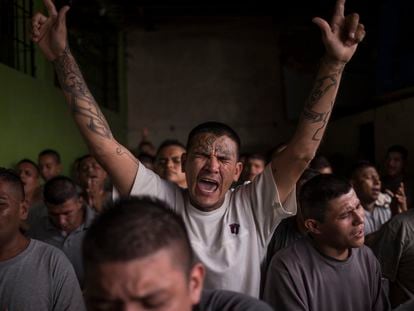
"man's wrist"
320,55,347,72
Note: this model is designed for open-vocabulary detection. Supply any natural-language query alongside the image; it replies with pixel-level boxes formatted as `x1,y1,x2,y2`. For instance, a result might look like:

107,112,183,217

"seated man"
263,174,389,310
28,175,96,287
0,168,85,310
83,196,272,311
154,139,188,189
16,158,42,208
382,145,413,208
38,149,63,182
77,154,112,213
33,0,365,296
366,209,414,308
351,161,406,235
241,153,267,183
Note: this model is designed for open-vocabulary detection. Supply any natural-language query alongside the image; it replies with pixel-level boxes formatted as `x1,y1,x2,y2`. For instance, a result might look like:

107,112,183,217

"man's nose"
353,208,364,225
205,156,220,172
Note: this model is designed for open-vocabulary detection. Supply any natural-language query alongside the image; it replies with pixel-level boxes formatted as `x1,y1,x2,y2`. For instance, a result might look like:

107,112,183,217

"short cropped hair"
186,122,241,157
387,145,408,161
156,139,186,157
247,153,267,163
350,160,376,180
38,149,61,163
309,154,332,171
83,196,194,275
17,159,40,174
300,174,352,223
0,167,24,200
44,176,80,205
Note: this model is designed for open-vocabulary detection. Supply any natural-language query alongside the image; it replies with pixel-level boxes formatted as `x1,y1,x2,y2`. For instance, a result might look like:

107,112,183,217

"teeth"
198,179,218,193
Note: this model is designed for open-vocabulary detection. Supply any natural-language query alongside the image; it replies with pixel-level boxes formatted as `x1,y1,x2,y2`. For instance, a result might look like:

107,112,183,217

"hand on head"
31,0,70,61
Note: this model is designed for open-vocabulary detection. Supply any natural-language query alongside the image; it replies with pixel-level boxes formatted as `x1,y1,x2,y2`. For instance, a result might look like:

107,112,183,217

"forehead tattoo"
191,134,234,158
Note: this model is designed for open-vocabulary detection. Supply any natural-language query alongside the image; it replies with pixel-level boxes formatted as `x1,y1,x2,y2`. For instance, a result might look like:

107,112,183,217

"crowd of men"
1,0,413,310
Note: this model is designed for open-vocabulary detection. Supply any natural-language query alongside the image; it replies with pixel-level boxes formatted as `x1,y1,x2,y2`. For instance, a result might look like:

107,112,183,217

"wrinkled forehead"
188,133,239,156
327,189,359,213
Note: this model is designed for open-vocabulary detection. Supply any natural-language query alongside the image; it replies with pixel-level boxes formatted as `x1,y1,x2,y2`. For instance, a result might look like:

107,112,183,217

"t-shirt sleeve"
263,255,307,311
369,252,391,311
51,250,86,311
129,162,178,209
197,289,273,311
366,219,404,282
236,163,297,245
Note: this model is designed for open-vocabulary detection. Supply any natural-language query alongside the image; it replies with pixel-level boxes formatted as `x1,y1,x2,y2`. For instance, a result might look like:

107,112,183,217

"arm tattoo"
115,143,139,164
302,73,338,141
53,46,113,139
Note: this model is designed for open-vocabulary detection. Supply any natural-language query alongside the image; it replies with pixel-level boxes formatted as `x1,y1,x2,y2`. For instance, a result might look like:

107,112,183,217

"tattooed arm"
272,0,366,203
32,0,138,196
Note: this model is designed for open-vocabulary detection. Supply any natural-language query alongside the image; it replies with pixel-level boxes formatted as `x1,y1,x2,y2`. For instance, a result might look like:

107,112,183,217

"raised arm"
32,0,138,196
272,0,365,203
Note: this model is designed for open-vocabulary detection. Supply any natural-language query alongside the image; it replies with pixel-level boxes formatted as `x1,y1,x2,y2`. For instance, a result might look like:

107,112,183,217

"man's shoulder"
270,238,310,266
28,239,67,259
196,289,273,311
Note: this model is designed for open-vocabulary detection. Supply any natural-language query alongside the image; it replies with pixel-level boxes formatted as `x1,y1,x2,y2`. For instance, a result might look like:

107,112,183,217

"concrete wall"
126,17,297,153
322,96,414,174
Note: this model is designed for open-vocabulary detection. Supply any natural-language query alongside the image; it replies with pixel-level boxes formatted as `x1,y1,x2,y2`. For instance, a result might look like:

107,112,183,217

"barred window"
0,0,35,76
69,29,120,112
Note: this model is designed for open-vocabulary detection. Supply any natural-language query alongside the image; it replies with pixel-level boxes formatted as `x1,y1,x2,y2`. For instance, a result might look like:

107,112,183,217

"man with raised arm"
32,0,365,297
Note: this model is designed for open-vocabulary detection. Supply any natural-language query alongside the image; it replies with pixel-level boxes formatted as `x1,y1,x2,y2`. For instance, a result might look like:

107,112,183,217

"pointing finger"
43,0,58,17
331,0,345,26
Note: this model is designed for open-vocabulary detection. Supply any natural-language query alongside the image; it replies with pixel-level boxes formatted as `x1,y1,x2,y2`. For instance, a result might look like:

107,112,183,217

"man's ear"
233,161,243,182
304,219,322,235
19,200,29,221
181,153,187,173
189,263,205,306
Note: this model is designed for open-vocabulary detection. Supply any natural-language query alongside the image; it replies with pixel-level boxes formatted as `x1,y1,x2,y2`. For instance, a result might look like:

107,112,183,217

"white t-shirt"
130,163,297,297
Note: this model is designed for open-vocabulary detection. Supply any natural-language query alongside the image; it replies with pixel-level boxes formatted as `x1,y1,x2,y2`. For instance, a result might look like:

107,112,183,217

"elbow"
289,146,316,167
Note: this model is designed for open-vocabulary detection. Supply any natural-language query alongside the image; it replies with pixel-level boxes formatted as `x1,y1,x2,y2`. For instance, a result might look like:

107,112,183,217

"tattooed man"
32,0,365,297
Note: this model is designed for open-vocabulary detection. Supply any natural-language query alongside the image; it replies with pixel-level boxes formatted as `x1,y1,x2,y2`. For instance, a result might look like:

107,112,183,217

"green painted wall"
0,41,127,175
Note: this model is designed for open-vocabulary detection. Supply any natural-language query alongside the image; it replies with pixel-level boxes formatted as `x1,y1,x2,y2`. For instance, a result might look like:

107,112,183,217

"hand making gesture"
313,0,365,64
32,0,70,61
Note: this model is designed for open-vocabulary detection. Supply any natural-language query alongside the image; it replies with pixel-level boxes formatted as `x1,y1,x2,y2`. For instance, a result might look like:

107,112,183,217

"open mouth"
353,227,365,239
197,178,219,193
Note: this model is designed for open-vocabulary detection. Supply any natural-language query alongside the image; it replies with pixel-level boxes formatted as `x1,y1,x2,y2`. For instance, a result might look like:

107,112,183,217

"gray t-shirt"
0,239,86,311
263,237,390,311
367,209,414,307
195,290,273,311
28,206,96,287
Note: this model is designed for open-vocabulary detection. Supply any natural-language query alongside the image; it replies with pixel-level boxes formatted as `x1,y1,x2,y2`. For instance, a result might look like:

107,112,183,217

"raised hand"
312,0,365,64
387,182,408,215
31,0,70,61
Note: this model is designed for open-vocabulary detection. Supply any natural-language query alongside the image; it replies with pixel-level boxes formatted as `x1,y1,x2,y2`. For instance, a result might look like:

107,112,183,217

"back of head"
309,154,332,173
0,167,24,200
187,121,241,156
38,149,61,163
83,196,194,274
44,176,80,205
300,174,352,223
